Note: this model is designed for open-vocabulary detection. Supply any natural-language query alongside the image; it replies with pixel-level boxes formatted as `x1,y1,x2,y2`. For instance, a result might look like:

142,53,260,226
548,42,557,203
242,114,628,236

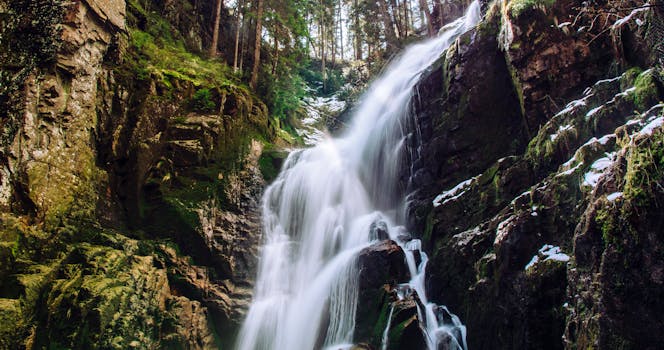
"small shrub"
190,88,216,113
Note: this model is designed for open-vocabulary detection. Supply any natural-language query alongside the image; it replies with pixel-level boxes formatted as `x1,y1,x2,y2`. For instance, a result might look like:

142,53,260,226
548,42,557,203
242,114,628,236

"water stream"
236,3,481,349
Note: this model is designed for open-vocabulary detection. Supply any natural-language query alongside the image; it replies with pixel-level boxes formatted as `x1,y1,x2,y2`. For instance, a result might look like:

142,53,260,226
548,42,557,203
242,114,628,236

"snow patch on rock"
433,176,479,207
525,244,570,270
582,152,616,188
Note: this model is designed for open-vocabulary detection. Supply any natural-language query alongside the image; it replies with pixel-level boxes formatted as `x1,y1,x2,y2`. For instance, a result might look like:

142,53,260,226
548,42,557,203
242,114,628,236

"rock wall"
408,0,664,348
0,0,273,348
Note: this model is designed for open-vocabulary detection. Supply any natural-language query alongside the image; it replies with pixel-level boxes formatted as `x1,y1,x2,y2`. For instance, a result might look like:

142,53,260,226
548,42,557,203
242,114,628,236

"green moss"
509,0,556,17
631,69,661,110
596,133,664,252
623,132,664,206
525,132,551,166
190,88,216,113
386,315,416,348
505,61,529,139
596,206,620,248
475,253,495,280
125,28,238,91
258,147,288,183
258,153,279,183
2,214,61,261
0,299,22,348
620,67,643,91
477,2,502,38
370,299,393,344
24,239,180,349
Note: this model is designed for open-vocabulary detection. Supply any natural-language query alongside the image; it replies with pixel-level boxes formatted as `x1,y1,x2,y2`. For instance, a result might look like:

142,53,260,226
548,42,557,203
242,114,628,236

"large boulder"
354,240,410,344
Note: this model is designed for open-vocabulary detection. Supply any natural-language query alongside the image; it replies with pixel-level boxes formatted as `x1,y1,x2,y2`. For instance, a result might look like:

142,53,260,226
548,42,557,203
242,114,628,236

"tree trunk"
354,0,361,60
418,0,434,36
233,0,243,71
319,13,323,58
390,0,402,38
403,0,409,37
331,5,336,67
379,0,397,47
338,0,344,61
321,20,326,91
308,15,315,56
240,15,247,71
408,0,415,31
250,0,264,89
209,0,223,57
271,34,279,75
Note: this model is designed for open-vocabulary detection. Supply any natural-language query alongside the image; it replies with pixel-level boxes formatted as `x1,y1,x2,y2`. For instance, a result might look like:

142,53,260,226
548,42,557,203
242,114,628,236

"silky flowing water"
236,3,481,349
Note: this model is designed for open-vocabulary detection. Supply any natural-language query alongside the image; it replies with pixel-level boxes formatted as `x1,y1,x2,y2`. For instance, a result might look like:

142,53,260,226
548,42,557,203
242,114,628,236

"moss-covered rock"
568,129,664,349
0,0,278,347
354,240,410,346
406,1,664,348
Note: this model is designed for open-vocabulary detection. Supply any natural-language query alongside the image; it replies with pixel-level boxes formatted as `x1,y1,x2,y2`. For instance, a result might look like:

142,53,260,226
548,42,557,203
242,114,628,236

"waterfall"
236,2,481,349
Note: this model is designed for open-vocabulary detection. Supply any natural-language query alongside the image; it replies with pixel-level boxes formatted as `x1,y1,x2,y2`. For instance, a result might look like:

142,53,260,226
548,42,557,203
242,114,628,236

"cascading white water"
236,3,481,349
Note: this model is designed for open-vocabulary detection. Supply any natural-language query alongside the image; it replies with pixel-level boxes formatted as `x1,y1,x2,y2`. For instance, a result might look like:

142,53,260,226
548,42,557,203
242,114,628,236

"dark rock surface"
404,0,664,349
354,240,411,345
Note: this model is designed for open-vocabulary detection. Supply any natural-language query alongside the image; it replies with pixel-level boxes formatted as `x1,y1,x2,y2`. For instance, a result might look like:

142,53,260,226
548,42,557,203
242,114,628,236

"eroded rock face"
499,0,615,133
2,0,126,226
407,0,664,348
566,131,664,349
407,2,527,232
0,0,271,348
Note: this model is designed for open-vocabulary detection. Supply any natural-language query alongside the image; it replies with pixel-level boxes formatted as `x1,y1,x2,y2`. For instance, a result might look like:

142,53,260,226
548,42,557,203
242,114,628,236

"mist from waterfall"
235,2,481,349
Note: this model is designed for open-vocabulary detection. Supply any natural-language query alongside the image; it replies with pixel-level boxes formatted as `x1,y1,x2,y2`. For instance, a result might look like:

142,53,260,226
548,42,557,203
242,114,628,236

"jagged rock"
358,240,410,290
354,241,410,344
1,0,126,226
83,0,126,29
385,298,427,350
499,0,616,132
407,2,527,224
407,1,664,349
167,140,205,167
369,220,390,241
566,128,664,349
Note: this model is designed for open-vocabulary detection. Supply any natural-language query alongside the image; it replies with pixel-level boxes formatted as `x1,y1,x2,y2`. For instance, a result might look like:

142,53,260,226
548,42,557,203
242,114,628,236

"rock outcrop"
353,240,416,347
0,0,274,348
407,0,664,348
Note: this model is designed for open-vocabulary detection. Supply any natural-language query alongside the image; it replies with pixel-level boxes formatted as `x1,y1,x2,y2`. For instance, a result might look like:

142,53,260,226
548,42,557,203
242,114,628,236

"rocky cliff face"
407,0,664,348
2,0,663,349
0,0,273,348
